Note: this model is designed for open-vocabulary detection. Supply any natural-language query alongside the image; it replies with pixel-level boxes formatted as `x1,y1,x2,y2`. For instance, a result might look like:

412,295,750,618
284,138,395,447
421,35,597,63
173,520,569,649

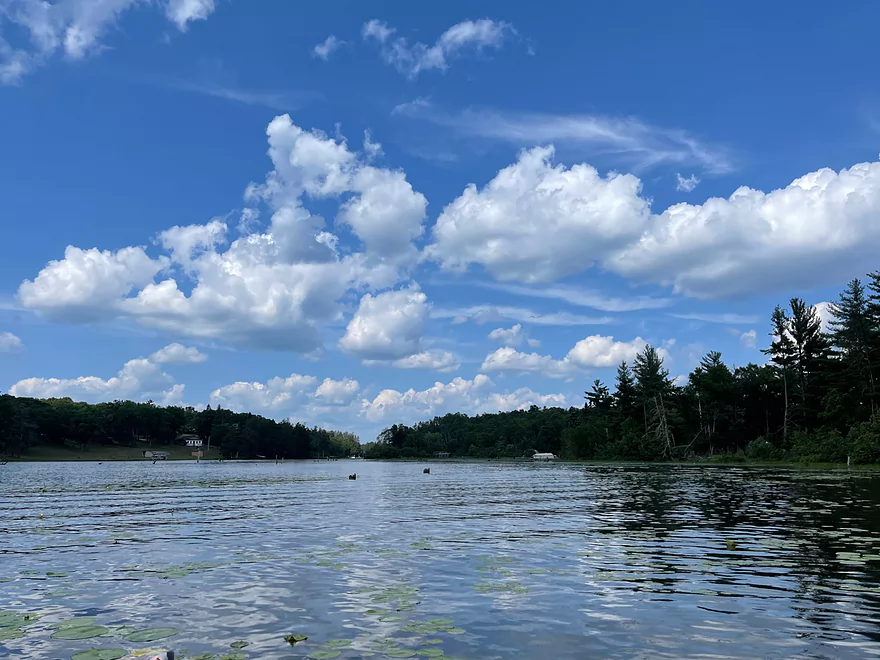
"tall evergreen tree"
788,298,833,429
613,361,638,418
585,379,613,413
830,278,876,418
763,305,795,441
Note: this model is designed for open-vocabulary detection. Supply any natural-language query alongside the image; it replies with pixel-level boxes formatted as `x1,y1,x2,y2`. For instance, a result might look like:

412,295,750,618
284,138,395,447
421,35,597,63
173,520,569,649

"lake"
3,460,880,659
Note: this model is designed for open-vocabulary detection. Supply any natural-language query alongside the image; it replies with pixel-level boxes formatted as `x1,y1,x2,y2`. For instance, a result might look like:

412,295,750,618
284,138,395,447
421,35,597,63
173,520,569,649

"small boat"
531,451,557,462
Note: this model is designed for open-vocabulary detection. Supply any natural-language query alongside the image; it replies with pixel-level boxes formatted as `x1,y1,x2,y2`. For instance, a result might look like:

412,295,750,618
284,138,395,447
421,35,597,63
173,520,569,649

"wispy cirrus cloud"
159,79,322,110
466,281,673,312
432,305,612,327
363,18,516,78
671,312,759,325
393,99,732,173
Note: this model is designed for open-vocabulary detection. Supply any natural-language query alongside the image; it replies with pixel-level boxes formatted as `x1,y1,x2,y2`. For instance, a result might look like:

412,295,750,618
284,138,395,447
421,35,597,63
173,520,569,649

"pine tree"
788,298,833,429
830,278,876,418
613,360,638,418
585,379,613,413
763,305,795,441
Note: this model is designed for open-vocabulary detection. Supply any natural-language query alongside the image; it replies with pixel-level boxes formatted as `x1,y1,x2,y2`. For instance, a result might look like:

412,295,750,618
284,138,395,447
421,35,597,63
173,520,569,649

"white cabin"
532,451,557,461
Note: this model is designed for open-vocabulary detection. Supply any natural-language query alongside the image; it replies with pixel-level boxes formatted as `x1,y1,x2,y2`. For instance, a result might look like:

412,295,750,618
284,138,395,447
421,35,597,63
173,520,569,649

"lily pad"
51,625,110,640
0,626,24,641
0,611,38,627
123,627,179,643
47,571,69,577
418,650,445,658
230,640,249,650
49,617,97,629
220,654,247,660
70,648,127,660
285,633,308,645
445,628,465,635
307,652,341,660
386,651,417,658
324,639,352,648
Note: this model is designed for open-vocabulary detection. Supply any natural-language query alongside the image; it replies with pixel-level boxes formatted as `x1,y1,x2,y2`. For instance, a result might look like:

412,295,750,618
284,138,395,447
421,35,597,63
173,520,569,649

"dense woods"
0,396,360,460
363,272,880,464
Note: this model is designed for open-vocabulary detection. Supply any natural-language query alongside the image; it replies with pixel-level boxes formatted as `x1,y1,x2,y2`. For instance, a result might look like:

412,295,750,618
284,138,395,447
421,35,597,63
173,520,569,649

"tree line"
363,273,880,464
0,396,360,460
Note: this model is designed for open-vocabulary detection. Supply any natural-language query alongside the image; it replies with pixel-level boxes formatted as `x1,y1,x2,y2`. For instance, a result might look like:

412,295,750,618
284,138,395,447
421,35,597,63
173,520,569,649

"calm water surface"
3,460,880,659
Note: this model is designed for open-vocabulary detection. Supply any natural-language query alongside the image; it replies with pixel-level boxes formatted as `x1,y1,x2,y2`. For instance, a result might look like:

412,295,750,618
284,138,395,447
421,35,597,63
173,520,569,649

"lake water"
3,461,880,659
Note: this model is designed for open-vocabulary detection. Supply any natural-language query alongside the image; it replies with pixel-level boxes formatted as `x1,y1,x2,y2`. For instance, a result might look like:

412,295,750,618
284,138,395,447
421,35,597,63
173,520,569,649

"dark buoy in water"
349,473,357,480
423,468,430,474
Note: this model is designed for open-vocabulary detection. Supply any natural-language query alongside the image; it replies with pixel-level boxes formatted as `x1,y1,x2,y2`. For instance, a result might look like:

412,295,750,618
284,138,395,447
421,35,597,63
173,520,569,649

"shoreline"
4,448,879,471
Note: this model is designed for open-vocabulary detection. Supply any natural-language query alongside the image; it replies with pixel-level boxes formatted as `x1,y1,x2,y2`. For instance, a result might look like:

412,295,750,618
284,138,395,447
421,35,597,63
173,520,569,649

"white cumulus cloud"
340,286,429,361
149,342,207,365
314,377,360,406
488,324,523,347
360,373,568,424
0,332,23,353
9,356,176,404
17,115,428,352
427,146,651,283
429,148,880,299
481,335,657,379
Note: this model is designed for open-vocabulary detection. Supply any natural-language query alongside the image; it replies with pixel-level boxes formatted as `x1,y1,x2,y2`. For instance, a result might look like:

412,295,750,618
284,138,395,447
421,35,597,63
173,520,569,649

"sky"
2,0,880,442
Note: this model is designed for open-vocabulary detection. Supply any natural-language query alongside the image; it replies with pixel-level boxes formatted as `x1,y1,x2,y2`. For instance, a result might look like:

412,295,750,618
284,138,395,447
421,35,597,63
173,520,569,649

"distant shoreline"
4,447,878,470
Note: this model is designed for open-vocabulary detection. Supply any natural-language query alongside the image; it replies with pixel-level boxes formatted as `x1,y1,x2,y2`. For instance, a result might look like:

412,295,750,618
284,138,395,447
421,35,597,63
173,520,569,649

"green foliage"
0,395,353,460
789,428,848,463
364,270,880,465
744,437,783,461
848,416,880,464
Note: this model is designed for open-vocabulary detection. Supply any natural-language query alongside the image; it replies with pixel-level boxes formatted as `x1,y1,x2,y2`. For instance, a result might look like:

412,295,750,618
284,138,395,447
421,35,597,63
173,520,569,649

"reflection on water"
2,461,880,659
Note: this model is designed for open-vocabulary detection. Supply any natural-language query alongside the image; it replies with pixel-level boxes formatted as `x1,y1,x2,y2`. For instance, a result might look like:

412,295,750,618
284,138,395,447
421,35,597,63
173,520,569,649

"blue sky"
2,0,880,441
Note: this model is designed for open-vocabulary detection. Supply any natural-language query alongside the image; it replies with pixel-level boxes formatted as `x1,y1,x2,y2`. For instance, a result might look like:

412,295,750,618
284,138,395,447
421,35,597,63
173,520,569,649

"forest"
362,273,880,464
0,396,360,460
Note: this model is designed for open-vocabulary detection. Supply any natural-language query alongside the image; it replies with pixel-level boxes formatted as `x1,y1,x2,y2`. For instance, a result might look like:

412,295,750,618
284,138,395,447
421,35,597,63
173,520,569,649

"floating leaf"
70,649,127,660
220,654,247,660
445,628,465,635
0,627,24,641
386,651,417,658
51,625,110,640
230,640,249,650
429,618,454,626
49,617,97,629
0,611,39,627
421,640,443,645
725,540,738,551
418,650,445,658
46,571,69,577
307,652,341,660
285,633,308,645
123,627,179,643
128,649,165,658
325,639,352,648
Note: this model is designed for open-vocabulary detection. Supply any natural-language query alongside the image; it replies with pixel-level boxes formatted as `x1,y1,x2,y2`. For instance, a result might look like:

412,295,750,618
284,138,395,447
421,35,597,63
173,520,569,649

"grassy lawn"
7,442,222,462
